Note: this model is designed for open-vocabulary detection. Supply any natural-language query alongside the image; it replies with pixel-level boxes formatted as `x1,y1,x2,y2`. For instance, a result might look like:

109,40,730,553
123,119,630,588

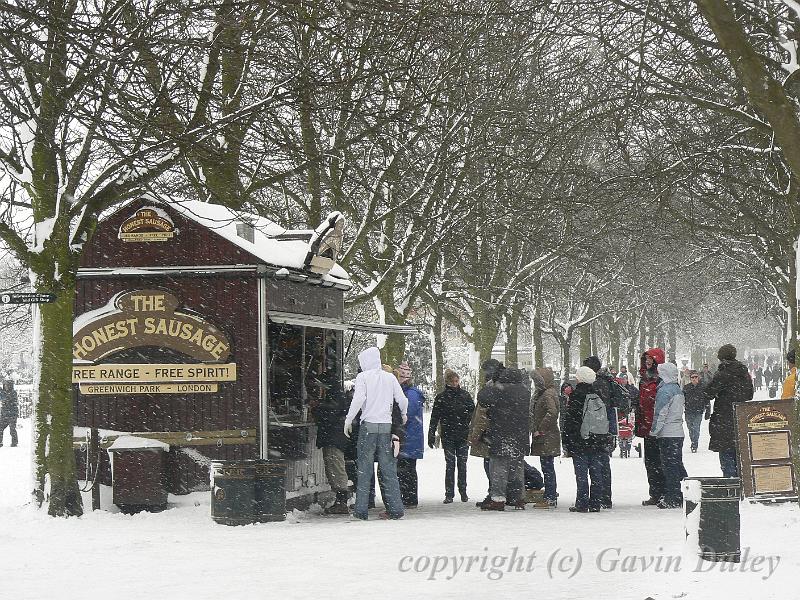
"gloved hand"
392,434,400,457
402,414,408,425
704,411,711,421
344,421,352,438
427,434,435,449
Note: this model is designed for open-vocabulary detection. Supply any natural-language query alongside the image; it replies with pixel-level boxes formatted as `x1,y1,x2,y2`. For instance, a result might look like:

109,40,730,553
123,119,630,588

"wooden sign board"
735,399,798,501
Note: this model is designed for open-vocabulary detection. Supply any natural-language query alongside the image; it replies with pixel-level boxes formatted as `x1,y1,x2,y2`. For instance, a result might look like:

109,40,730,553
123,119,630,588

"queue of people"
316,340,794,520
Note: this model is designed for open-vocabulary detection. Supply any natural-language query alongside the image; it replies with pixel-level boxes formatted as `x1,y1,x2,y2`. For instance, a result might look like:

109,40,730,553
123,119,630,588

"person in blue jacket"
396,362,425,508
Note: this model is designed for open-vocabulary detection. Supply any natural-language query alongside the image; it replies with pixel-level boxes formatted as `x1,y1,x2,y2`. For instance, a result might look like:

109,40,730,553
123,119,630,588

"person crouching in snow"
345,347,408,520
476,367,531,511
562,366,610,512
395,362,425,508
651,362,688,508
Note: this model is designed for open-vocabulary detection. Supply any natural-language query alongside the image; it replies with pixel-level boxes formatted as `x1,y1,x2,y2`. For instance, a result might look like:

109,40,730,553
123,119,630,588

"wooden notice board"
735,399,798,501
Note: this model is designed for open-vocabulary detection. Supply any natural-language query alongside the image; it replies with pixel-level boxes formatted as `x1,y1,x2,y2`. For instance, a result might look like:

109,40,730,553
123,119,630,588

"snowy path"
0,393,796,600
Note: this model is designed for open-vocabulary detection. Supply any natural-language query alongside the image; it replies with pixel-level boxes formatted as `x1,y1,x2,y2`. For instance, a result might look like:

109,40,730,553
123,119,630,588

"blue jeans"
572,452,604,510
658,437,687,506
718,449,739,478
685,412,703,448
354,422,404,519
540,456,557,502
443,441,469,499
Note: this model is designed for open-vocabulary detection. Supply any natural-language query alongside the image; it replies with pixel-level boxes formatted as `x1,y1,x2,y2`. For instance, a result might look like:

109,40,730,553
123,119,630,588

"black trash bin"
211,459,287,525
107,436,169,514
683,477,741,563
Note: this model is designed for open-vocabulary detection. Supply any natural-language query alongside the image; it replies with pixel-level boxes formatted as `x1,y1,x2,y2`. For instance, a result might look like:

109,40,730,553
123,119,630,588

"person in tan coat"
530,368,560,508
469,359,501,507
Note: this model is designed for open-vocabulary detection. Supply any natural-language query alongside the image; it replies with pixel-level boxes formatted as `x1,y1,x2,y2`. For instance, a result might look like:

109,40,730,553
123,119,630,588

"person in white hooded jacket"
651,362,688,509
345,347,408,519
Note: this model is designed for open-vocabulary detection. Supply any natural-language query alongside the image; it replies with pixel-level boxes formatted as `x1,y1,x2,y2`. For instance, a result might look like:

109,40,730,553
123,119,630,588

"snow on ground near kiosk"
0,390,796,600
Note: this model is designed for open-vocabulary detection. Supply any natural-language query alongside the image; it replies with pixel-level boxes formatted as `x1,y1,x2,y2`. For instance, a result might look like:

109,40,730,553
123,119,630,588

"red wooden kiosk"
72,197,412,511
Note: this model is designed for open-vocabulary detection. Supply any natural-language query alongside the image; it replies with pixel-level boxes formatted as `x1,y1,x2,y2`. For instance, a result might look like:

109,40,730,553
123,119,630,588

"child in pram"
617,410,635,458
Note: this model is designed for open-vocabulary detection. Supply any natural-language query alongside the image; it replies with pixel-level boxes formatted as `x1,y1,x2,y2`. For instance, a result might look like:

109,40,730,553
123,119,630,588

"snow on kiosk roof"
87,198,351,288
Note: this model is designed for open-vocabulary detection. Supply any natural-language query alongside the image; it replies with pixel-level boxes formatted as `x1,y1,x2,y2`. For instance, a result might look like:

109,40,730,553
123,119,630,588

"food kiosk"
72,198,413,510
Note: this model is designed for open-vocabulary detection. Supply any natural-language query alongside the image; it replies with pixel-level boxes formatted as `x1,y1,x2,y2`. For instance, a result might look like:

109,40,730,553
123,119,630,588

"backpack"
609,379,631,412
580,392,609,439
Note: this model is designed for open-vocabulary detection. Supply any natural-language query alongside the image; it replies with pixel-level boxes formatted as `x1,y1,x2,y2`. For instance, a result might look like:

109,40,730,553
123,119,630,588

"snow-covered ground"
0,390,795,600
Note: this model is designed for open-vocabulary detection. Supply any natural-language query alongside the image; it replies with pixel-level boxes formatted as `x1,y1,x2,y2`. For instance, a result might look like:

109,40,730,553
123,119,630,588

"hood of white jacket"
358,346,382,372
657,362,679,385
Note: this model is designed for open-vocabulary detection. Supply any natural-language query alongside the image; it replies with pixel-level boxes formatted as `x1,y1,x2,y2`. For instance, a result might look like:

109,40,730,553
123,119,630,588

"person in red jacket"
636,348,665,506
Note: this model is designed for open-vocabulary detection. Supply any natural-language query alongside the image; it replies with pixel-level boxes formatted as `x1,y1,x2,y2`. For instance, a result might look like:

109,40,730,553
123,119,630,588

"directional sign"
0,292,56,304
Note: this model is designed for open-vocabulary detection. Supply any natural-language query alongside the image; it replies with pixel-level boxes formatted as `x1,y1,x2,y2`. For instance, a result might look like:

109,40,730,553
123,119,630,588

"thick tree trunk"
579,323,592,362
33,263,83,517
504,309,520,368
473,306,501,388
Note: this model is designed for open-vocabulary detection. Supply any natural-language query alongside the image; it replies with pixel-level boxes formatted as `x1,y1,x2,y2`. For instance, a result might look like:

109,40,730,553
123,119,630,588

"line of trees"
0,1,793,516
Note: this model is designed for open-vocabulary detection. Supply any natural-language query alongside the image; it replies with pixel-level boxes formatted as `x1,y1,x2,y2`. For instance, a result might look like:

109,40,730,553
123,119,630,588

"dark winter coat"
561,382,612,455
314,380,350,452
429,385,475,447
683,382,710,415
704,359,754,452
530,368,561,457
399,384,425,460
754,368,763,388
635,348,665,438
0,389,17,420
479,368,531,458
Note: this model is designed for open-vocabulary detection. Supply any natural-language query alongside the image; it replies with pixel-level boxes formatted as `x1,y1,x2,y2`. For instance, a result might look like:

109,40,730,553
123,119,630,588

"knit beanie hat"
583,356,602,373
397,362,412,384
575,366,597,384
717,344,737,361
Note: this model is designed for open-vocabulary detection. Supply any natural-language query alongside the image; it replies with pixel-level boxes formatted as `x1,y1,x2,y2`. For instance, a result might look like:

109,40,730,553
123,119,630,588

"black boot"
327,491,351,515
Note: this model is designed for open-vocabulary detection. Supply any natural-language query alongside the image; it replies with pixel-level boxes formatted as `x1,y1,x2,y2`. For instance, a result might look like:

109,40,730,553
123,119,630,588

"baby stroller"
617,411,635,458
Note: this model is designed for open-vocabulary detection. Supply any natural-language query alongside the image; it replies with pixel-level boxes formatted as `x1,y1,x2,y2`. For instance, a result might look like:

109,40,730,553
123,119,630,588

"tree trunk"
626,333,638,375
656,327,666,354
667,321,677,364
505,308,520,368
579,323,592,361
788,253,798,349
559,330,574,382
297,12,322,224
640,315,648,355
531,301,544,369
32,263,83,517
609,317,620,371
432,308,444,394
473,306,501,388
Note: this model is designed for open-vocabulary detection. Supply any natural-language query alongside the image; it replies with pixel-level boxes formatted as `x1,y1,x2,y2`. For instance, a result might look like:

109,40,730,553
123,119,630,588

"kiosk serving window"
268,320,342,419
